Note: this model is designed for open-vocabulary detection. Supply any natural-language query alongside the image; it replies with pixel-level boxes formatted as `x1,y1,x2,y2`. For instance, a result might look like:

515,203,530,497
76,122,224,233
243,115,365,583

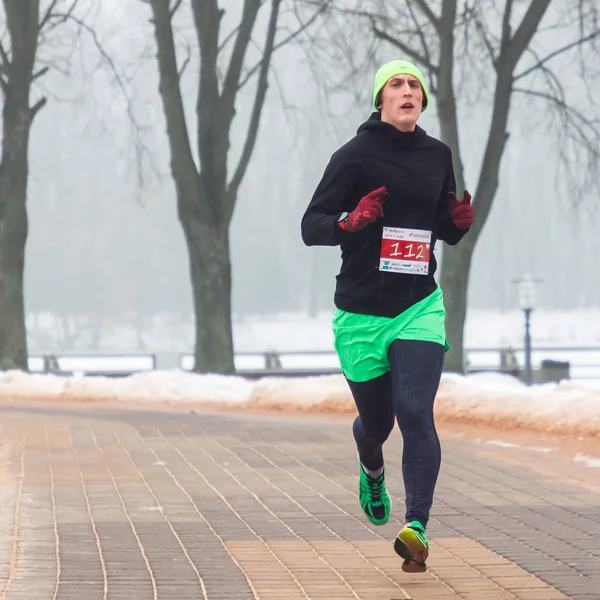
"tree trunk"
440,65,514,372
434,0,469,372
180,198,234,374
0,166,29,370
0,0,42,370
439,237,475,372
150,0,285,373
365,0,554,373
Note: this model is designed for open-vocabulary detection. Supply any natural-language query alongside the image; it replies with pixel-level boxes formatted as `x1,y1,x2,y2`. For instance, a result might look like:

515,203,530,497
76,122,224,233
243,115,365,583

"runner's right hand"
339,186,388,232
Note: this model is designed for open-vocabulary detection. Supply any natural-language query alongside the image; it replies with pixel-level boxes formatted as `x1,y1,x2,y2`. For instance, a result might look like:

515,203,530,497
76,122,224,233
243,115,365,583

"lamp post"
515,274,536,385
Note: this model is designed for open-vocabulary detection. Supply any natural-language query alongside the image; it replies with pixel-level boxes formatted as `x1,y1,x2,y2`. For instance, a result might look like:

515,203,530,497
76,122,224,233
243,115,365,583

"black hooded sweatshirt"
301,112,468,318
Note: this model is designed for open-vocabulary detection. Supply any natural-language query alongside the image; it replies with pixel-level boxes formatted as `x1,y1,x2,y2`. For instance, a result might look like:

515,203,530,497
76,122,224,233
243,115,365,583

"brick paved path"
0,403,598,599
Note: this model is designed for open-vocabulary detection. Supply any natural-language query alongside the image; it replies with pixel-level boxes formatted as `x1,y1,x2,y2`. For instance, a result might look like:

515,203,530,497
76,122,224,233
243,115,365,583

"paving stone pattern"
0,404,597,599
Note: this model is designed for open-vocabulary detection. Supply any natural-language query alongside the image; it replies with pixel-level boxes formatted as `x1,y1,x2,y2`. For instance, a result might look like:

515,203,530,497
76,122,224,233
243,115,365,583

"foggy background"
22,0,600,353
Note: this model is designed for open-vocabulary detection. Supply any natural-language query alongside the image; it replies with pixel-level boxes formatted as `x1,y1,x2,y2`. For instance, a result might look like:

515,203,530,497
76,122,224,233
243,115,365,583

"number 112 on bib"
379,227,432,275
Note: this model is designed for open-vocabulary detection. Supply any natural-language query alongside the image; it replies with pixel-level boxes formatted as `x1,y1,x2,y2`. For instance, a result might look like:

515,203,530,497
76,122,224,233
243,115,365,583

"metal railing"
26,346,600,380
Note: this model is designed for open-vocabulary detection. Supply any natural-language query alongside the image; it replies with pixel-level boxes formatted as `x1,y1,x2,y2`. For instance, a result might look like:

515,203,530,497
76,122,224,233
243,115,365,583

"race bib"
379,227,431,275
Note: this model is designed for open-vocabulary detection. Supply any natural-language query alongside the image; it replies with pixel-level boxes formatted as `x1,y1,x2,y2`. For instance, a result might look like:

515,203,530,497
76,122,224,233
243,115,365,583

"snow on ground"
435,373,600,436
0,369,598,438
574,454,600,468
0,369,252,405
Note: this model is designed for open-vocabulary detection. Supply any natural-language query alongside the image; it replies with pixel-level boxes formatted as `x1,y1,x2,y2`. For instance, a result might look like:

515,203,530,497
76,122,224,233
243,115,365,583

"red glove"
448,190,473,230
339,186,388,232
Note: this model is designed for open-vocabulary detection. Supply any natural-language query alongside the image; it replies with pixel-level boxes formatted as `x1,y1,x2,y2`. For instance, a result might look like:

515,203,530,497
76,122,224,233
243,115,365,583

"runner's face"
379,75,423,132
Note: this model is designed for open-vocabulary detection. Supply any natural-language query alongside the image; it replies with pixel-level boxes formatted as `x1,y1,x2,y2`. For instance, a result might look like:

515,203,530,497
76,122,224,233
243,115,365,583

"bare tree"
0,0,87,370
145,0,327,373
302,0,600,371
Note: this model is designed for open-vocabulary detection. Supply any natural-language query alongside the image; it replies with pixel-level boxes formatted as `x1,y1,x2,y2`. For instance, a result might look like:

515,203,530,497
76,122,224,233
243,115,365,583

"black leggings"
347,339,445,527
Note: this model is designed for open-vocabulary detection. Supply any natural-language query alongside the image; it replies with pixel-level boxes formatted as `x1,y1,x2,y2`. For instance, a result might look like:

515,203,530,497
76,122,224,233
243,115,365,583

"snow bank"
246,372,600,436
0,369,598,437
435,373,600,436
245,375,353,413
0,369,252,405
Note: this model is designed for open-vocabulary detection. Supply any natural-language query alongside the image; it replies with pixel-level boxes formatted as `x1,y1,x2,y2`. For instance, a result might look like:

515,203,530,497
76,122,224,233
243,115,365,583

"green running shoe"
394,520,429,573
358,460,391,525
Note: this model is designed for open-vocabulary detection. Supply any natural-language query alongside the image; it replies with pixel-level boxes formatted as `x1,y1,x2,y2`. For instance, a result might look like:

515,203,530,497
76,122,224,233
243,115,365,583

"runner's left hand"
448,191,473,230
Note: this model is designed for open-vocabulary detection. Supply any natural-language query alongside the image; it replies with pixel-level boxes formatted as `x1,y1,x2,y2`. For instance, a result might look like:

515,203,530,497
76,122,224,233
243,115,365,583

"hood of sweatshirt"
357,111,427,145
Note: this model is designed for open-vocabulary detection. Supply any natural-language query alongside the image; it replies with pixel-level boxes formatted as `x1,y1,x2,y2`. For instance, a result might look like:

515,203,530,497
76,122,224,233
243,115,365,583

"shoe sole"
394,528,428,573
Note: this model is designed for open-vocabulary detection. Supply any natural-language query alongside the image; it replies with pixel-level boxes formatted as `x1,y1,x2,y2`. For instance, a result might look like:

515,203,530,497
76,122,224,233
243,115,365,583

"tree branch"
192,0,222,174
149,0,199,194
218,25,240,54
371,20,439,74
220,0,261,119
40,0,79,34
49,12,149,146
170,0,183,18
412,0,440,32
504,0,552,68
296,0,392,23
514,29,600,81
407,0,437,77
237,0,329,90
500,0,514,50
0,38,10,69
227,0,281,210
513,85,600,195
30,97,47,123
513,86,598,129
470,7,498,68
39,0,60,31
176,36,192,79
32,66,50,81
436,0,466,191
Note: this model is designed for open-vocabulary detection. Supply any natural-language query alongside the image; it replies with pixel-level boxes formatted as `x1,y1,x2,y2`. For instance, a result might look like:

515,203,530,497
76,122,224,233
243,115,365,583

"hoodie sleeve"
301,149,360,247
435,147,469,246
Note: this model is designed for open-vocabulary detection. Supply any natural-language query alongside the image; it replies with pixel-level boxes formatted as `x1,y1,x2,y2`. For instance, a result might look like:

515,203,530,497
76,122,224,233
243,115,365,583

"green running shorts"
332,286,450,382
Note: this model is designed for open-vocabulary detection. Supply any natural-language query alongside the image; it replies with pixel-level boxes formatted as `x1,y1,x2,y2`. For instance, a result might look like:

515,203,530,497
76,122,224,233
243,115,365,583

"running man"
301,60,473,572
